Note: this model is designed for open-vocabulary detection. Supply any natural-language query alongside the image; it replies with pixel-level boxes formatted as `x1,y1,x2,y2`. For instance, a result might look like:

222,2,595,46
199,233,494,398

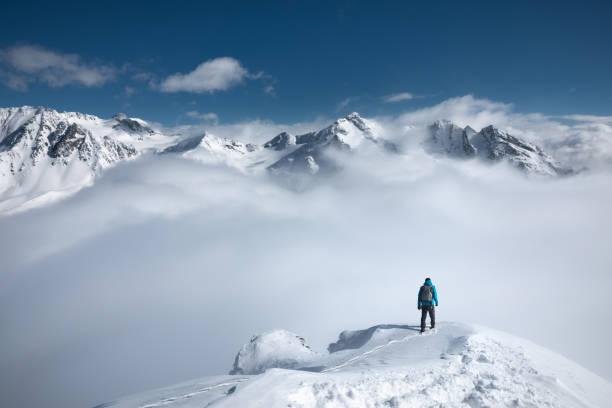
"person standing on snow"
418,277,438,333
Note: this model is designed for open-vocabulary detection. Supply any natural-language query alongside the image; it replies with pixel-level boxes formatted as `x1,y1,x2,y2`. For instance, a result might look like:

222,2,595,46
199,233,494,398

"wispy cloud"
186,110,219,124
382,92,416,103
0,45,116,90
336,97,359,112
557,114,612,124
263,84,275,96
124,86,136,97
160,57,254,93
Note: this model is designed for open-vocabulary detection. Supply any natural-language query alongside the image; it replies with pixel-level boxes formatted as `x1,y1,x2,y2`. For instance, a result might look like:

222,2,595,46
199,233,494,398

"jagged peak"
464,125,477,134
201,132,257,153
338,112,371,133
429,119,469,132
264,131,296,151
431,118,454,127
480,124,504,134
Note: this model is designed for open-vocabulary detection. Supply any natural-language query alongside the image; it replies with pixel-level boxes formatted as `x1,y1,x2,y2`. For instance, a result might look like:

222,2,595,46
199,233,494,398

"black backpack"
420,285,433,302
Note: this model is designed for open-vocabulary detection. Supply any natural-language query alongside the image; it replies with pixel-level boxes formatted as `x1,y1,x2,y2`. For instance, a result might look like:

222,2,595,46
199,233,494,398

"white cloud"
263,84,275,96
160,57,250,93
186,110,219,124
0,70,31,91
2,149,612,408
0,45,116,89
3,95,612,408
124,86,136,97
336,97,353,111
382,92,415,103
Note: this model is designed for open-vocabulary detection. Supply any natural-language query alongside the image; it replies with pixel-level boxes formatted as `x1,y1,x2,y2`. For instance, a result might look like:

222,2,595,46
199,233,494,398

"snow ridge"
230,330,318,375
95,322,612,408
425,119,571,175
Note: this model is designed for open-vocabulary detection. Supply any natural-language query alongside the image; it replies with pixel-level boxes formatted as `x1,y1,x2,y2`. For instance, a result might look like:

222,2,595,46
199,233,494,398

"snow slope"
0,106,176,214
94,322,612,408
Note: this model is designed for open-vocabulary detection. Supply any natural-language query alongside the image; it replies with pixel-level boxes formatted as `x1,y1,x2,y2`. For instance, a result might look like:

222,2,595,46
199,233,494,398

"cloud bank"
0,45,116,90
0,96,611,408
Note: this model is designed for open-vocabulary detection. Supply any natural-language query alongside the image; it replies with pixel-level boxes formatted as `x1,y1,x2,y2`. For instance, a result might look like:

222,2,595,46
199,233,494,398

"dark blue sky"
1,0,610,125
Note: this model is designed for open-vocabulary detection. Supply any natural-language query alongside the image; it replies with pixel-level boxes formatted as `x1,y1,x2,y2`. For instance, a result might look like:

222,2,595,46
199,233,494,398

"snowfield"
96,322,612,408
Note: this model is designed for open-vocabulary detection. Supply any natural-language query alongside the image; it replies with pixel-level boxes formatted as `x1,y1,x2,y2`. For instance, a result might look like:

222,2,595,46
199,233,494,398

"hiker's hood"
424,280,433,286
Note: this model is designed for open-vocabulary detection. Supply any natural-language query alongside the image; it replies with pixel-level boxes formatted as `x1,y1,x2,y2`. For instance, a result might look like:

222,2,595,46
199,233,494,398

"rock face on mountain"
471,125,571,175
263,131,296,151
161,134,205,154
0,106,165,213
425,119,570,175
0,107,136,174
266,112,398,175
425,120,476,157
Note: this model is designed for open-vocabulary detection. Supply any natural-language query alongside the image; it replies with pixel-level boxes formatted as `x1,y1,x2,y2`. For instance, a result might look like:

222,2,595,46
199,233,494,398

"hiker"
417,277,438,333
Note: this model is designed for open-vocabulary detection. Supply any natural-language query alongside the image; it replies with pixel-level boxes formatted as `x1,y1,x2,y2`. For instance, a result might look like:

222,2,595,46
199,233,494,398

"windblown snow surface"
97,322,611,408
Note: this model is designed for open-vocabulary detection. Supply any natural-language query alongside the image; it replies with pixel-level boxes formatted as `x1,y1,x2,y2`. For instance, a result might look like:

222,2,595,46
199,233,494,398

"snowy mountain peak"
426,119,476,157
112,113,155,135
0,107,147,213
342,112,369,131
267,113,395,175
161,133,205,154
471,125,570,175
100,322,612,408
200,133,258,154
264,131,296,151
425,120,570,175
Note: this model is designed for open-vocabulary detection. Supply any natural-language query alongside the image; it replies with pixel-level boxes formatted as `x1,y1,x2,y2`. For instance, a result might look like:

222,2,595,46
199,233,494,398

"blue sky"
0,0,610,125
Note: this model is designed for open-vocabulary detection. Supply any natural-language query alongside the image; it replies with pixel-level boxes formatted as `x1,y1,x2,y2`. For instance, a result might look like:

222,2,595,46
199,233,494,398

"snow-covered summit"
266,112,397,175
264,131,297,151
425,119,571,175
472,125,571,175
425,119,476,157
0,106,172,214
95,322,612,408
177,112,397,176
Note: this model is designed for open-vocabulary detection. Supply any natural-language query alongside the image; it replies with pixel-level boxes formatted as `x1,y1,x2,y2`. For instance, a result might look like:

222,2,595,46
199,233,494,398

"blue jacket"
418,280,438,307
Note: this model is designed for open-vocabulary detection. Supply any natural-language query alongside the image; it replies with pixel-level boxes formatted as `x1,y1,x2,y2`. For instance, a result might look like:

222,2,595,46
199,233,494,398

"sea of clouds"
0,96,611,408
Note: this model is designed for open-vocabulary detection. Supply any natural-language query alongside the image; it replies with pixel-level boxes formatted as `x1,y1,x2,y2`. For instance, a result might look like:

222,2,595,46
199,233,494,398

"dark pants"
420,305,435,331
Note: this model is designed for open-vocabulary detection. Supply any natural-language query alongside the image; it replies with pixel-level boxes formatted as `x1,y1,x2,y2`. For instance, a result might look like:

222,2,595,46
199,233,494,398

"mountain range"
0,106,573,214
